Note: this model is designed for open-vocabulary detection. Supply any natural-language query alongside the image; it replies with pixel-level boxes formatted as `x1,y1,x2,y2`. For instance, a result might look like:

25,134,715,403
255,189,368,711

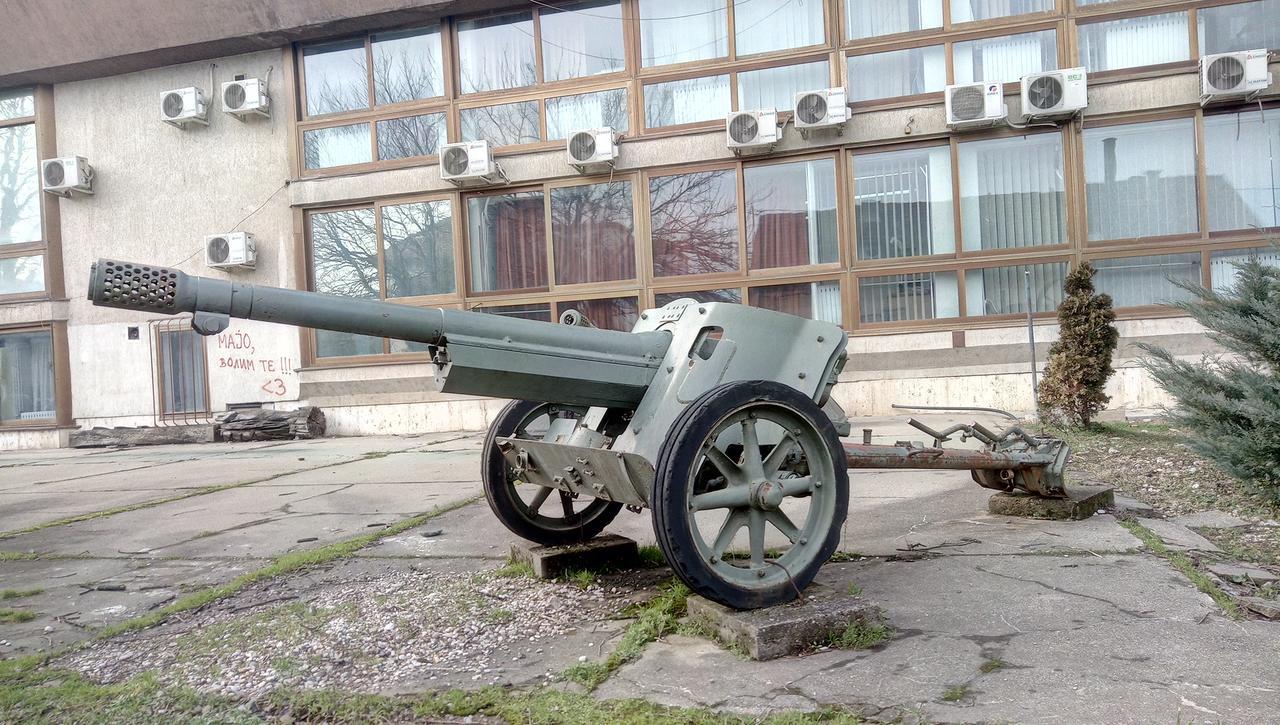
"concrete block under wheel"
509,534,639,579
988,484,1114,521
686,583,881,661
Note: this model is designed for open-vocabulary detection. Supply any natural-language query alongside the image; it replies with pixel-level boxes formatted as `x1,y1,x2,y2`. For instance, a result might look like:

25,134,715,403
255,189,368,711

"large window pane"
377,113,447,161
639,0,728,67
650,170,739,277
457,12,537,93
1199,0,1280,55
0,89,34,121
847,45,946,102
383,200,455,298
845,0,941,40
737,61,829,112
655,288,742,306
745,158,838,270
750,281,842,324
1210,246,1280,292
309,208,381,357
468,192,547,293
461,101,540,146
303,40,369,116
959,133,1067,251
859,272,959,323
1084,119,1198,241
952,0,1053,24
1078,13,1190,73
953,29,1058,85
541,0,626,81
372,28,444,105
0,256,43,295
557,296,639,331
552,181,635,285
0,123,41,245
546,88,629,140
1092,254,1201,307
853,145,954,260
644,75,731,128
965,262,1067,316
0,331,55,422
158,329,208,415
734,0,824,56
303,123,372,170
1204,111,1280,232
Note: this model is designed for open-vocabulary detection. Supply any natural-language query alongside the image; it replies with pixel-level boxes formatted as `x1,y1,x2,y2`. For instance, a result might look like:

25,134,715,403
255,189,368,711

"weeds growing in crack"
562,579,690,690
1120,520,1241,619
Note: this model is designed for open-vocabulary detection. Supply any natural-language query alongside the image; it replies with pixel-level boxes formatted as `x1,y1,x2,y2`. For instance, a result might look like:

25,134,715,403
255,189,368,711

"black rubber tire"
482,399,623,546
652,381,849,609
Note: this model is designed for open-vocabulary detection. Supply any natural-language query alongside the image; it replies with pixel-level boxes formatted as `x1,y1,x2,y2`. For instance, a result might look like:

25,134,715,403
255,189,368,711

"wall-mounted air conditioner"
1020,67,1087,121
41,157,94,197
205,232,256,270
726,110,779,155
794,88,849,136
440,140,505,186
945,82,1006,130
566,127,618,172
160,87,208,127
221,78,271,120
1200,50,1272,105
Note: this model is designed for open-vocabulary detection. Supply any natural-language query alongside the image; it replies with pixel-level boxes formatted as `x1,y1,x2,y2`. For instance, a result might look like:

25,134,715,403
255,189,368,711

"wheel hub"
747,479,784,510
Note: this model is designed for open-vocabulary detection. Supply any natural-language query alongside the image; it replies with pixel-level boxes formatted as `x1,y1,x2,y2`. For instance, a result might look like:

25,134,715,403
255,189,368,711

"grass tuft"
941,684,969,702
565,579,690,690
636,545,667,568
1119,520,1241,620
979,658,1004,674
0,608,37,624
1,588,42,600
492,560,536,579
828,617,892,650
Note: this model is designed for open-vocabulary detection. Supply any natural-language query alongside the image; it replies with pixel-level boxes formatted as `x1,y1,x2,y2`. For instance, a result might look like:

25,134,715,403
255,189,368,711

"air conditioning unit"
726,110,779,154
1200,49,1272,105
1021,67,1087,121
439,140,505,186
945,82,1007,130
160,87,208,127
793,88,850,136
221,78,270,120
566,127,618,172
205,232,256,270
41,157,94,197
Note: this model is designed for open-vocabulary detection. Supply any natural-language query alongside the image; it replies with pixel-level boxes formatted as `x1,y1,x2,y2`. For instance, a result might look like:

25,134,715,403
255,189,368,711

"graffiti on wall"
213,329,299,400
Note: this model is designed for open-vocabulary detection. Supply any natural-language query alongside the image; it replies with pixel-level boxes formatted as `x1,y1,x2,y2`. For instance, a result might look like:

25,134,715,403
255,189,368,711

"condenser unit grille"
162,92,186,119
1027,76,1063,110
569,133,597,162
224,83,247,110
728,114,759,143
442,147,471,176
796,93,827,125
1207,55,1246,90
207,237,231,264
950,86,985,120
43,162,65,187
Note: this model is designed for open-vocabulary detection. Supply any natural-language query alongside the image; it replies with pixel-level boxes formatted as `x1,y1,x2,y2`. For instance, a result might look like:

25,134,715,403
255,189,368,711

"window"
1084,118,1198,241
157,328,208,416
655,288,742,306
965,261,1067,316
371,28,445,105
551,181,636,285
1198,0,1280,55
845,0,941,40
468,191,547,293
546,88,629,139
744,158,838,270
1078,13,1190,73
852,145,954,260
649,169,739,277
1210,246,1280,292
303,123,372,170
456,12,537,93
377,113,447,161
383,200,455,298
461,101,541,146
953,29,1057,85
0,89,35,120
0,256,44,295
639,0,728,67
859,272,959,323
750,280,842,323
1092,254,1201,307
734,0,825,56
0,104,41,247
737,61,829,112
958,133,1067,251
310,208,382,357
539,0,626,81
951,0,1053,24
0,330,55,422
303,39,369,116
1203,111,1280,233
847,45,945,102
557,296,639,330
477,302,553,322
644,75,731,128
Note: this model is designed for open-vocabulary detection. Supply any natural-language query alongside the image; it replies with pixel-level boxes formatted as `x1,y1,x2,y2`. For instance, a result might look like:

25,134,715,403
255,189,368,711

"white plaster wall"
54,50,300,428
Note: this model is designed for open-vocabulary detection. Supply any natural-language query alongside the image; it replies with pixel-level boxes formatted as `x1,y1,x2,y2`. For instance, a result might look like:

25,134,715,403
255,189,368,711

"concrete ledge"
509,534,639,579
989,484,1115,521
686,583,881,661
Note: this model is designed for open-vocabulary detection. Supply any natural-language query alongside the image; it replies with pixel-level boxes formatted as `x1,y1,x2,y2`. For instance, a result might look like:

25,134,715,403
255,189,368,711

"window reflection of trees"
552,182,635,284
310,209,379,300
383,201,455,298
0,123,40,247
649,171,740,277
461,102,541,146
456,14,538,94
377,114,446,161
372,30,445,105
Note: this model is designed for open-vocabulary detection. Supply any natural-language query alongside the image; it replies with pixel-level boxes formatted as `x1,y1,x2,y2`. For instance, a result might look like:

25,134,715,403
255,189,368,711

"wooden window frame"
153,320,213,424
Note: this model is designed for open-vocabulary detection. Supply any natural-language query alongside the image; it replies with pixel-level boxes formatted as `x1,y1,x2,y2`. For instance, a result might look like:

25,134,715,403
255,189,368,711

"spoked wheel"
483,399,623,546
653,381,849,609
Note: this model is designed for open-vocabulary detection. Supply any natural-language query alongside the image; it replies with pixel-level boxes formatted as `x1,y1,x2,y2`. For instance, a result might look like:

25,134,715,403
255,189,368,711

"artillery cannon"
88,259,1069,609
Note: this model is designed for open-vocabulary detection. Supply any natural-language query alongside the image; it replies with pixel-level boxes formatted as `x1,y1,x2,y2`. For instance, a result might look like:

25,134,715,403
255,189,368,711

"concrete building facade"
0,0,1277,448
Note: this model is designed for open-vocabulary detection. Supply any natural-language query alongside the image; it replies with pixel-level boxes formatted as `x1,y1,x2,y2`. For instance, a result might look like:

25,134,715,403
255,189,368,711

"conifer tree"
1037,262,1119,426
